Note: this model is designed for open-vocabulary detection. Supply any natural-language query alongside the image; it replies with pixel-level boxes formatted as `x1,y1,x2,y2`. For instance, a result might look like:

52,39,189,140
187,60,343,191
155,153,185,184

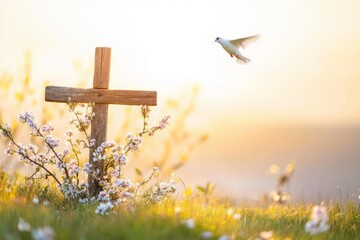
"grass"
0,179,359,240
0,61,359,239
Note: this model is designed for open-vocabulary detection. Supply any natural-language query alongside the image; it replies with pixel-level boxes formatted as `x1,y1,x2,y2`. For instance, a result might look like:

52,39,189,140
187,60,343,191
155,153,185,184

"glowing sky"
1,0,360,125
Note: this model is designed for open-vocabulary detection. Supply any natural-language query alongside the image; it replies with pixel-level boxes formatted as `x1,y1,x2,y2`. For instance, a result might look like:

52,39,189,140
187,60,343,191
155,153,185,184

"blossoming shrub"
0,101,175,212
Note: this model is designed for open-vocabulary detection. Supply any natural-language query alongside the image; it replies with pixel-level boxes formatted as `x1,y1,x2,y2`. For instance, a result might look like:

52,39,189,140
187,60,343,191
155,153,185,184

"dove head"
214,37,225,44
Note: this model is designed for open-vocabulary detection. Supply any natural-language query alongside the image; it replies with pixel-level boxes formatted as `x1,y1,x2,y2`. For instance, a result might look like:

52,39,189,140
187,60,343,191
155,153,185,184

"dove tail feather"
236,57,251,64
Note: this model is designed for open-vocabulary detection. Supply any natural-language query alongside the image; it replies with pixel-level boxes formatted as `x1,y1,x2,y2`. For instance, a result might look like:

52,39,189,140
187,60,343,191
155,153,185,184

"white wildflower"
114,179,130,188
89,139,96,147
114,153,127,165
181,218,195,229
159,182,176,193
44,135,59,148
0,124,11,137
67,159,80,177
5,123,11,131
31,226,54,240
17,218,31,232
174,206,181,215
201,231,213,239
65,129,73,139
18,112,37,129
259,230,273,239
83,162,92,174
227,208,234,216
95,202,114,215
33,196,39,205
126,134,142,151
97,191,110,202
305,205,330,236
122,191,134,199
233,213,241,220
217,235,231,240
79,198,89,204
4,147,12,156
41,124,54,134
28,144,39,154
159,115,171,129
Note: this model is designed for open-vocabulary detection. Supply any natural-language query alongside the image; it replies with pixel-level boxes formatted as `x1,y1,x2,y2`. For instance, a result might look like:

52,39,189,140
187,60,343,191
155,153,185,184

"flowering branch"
0,124,61,186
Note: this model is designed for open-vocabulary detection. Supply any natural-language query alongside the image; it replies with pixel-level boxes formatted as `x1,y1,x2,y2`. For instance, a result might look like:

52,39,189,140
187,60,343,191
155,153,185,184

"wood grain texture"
94,47,111,89
45,86,157,106
89,47,111,196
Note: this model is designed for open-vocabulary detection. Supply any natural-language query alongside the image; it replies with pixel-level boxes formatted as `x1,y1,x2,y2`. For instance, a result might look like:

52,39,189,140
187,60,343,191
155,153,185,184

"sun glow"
1,0,360,125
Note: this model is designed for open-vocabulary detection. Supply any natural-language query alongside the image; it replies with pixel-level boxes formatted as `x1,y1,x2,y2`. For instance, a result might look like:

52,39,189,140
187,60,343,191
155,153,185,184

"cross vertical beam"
89,47,111,195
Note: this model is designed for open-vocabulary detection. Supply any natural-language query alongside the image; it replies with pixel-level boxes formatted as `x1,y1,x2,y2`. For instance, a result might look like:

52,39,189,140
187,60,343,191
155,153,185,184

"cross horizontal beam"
45,86,157,106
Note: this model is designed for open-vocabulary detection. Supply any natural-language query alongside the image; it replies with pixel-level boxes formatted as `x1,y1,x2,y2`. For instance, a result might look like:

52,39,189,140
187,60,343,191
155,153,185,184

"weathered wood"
89,47,111,195
45,86,157,105
93,47,111,89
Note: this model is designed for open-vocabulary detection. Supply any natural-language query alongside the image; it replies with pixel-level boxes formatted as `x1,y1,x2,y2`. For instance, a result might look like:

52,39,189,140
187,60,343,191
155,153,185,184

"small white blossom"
4,147,12,155
18,112,38,129
95,202,114,215
17,218,31,232
97,191,110,202
67,159,80,177
122,191,134,199
31,226,54,240
114,179,130,188
126,134,142,151
41,124,54,134
83,162,92,174
44,135,59,148
79,198,89,204
233,213,241,220
33,196,39,205
1,123,12,136
305,205,330,236
174,206,181,215
201,231,213,239
5,123,11,131
65,129,73,139
114,153,127,165
181,218,195,229
149,181,176,203
217,235,231,240
89,139,96,147
28,144,39,154
227,208,234,216
159,115,171,129
109,169,120,178
258,230,273,239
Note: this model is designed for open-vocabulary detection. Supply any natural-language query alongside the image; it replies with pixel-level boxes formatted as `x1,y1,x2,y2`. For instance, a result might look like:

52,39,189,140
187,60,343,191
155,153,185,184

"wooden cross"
45,47,157,196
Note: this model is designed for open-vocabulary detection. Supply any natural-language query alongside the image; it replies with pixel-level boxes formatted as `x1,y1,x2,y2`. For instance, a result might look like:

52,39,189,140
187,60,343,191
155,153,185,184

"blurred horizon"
1,0,360,201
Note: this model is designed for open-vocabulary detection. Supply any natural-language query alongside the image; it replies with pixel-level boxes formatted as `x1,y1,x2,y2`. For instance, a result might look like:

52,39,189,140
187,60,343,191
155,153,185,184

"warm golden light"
1,0,360,201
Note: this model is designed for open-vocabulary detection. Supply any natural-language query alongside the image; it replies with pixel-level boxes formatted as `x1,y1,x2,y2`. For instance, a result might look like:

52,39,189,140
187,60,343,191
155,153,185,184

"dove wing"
230,35,260,49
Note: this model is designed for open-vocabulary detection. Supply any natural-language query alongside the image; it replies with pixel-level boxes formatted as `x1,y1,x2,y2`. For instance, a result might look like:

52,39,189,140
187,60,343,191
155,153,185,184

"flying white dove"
215,35,260,64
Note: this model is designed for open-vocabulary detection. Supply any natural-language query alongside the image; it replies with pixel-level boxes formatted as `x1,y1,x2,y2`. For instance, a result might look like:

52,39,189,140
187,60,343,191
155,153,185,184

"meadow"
0,56,359,240
0,175,359,240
